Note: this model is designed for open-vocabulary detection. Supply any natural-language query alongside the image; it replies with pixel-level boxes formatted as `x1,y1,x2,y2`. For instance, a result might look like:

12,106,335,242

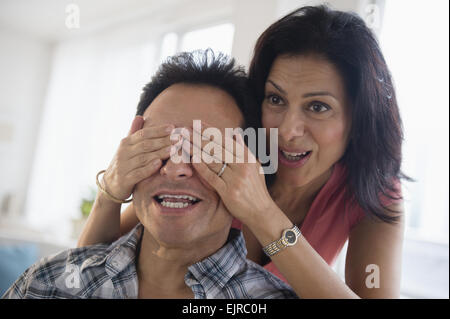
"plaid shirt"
2,224,298,299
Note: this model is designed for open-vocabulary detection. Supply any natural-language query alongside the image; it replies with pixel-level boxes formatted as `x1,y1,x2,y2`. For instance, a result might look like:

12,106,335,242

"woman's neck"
269,167,333,224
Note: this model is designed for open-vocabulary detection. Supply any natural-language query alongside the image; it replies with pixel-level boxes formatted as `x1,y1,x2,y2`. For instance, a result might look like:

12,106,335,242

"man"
3,50,297,299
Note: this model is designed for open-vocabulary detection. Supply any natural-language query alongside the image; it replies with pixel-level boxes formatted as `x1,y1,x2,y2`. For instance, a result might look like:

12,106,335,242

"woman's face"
262,54,352,187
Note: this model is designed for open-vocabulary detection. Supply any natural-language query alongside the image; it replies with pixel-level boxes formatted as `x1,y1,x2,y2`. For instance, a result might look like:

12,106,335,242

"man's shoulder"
234,258,299,299
36,241,111,274
2,241,114,299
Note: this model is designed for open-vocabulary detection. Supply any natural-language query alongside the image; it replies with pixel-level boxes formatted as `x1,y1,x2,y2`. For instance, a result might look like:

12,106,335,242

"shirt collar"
105,223,143,276
79,223,248,292
78,223,143,276
185,228,248,296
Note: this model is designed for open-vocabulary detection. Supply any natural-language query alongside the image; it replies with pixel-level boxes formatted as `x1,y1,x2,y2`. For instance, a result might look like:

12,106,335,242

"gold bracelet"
95,170,133,204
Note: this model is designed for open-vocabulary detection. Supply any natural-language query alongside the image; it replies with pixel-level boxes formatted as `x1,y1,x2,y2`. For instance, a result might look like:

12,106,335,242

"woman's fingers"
125,145,172,175
191,155,227,194
188,125,239,158
186,141,236,187
235,132,257,163
125,157,163,185
126,124,175,145
125,135,176,159
181,126,243,164
182,137,223,165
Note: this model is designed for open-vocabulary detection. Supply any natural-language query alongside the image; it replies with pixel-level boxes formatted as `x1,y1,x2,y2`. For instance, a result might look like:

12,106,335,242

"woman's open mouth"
278,148,312,168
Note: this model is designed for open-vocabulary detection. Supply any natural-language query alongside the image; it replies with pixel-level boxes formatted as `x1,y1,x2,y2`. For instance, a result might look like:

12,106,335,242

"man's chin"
141,220,231,252
144,225,198,249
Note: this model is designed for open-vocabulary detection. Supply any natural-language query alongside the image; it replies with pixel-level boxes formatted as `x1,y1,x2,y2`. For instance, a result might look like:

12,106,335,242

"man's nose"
278,110,306,142
160,158,193,181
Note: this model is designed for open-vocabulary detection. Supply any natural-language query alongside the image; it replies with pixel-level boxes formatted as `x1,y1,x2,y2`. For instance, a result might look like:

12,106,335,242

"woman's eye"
309,102,330,113
266,94,284,106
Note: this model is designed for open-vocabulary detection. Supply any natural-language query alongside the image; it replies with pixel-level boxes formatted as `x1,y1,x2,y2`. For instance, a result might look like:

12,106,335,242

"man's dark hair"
136,49,256,128
249,5,413,223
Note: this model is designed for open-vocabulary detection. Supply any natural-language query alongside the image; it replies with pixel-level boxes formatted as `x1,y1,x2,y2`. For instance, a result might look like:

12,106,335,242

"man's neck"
136,227,229,299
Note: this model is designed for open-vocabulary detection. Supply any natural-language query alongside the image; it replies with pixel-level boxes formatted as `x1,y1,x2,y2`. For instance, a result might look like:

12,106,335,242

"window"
159,23,235,62
159,32,178,63
180,23,234,54
380,0,449,244
378,0,449,298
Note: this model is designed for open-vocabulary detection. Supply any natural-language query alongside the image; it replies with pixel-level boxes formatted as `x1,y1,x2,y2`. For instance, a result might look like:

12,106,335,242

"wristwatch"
262,225,301,257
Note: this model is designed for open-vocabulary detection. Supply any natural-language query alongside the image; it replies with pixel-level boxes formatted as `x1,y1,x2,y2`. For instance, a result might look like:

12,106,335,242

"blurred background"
0,0,448,298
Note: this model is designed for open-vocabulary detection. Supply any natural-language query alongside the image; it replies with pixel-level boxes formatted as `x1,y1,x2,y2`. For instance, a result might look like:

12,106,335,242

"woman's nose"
160,158,193,181
278,111,306,142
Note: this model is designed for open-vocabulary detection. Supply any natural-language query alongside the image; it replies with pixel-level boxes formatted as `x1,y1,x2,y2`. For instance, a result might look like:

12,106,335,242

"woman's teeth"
281,150,310,161
156,194,200,209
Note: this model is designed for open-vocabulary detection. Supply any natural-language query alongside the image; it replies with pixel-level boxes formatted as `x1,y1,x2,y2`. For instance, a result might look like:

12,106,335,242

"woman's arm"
77,200,139,247
345,203,404,298
245,202,404,299
77,192,121,247
248,206,360,298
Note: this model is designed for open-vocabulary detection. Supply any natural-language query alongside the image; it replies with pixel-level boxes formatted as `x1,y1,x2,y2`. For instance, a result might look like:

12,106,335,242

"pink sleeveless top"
231,162,402,283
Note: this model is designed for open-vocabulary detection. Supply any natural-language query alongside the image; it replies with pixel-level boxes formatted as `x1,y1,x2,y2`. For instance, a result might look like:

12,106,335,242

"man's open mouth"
153,194,201,209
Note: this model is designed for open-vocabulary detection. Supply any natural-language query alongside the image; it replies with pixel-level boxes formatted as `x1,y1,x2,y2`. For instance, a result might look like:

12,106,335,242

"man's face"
133,83,244,248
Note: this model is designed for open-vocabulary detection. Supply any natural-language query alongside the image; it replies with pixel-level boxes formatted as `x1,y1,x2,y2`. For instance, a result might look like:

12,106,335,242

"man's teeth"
158,194,198,201
161,201,190,208
157,194,199,209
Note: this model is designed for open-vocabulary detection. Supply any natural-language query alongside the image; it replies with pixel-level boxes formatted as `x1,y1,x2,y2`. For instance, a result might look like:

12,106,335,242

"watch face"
285,230,297,244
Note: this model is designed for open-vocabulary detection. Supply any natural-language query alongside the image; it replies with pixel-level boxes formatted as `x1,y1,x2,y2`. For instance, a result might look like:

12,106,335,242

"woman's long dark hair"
248,5,413,223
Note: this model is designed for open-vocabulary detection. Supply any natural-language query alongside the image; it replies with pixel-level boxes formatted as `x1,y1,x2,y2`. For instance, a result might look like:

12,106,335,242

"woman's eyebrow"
267,79,338,101
303,91,338,100
266,79,287,95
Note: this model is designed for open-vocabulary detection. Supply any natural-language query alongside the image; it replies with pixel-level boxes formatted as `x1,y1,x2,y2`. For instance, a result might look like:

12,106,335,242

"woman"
79,6,410,298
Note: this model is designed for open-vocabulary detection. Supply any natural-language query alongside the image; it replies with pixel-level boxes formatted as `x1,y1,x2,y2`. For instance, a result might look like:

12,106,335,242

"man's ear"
129,116,144,135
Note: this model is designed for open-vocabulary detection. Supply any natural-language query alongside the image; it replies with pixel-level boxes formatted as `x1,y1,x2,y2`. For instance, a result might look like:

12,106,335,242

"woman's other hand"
186,125,277,227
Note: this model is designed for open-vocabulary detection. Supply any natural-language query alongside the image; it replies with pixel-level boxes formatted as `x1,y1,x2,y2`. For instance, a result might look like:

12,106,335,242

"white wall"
231,0,384,68
231,0,278,68
0,27,52,220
